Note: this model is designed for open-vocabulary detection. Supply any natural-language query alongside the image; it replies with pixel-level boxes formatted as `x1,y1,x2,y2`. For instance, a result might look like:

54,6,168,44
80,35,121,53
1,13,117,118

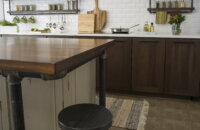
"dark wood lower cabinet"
106,38,132,91
132,38,165,93
165,39,200,97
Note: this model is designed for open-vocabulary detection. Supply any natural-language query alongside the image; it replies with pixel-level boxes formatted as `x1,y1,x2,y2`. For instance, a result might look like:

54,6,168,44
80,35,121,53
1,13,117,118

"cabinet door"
107,38,132,91
132,38,165,93
165,39,200,97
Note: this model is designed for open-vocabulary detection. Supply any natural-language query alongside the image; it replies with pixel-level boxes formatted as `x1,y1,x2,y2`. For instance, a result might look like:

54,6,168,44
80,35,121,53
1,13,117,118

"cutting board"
87,0,106,32
78,14,95,33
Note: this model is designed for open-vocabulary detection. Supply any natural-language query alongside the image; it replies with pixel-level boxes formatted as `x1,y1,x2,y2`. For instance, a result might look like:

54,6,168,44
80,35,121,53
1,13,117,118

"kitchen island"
0,37,114,130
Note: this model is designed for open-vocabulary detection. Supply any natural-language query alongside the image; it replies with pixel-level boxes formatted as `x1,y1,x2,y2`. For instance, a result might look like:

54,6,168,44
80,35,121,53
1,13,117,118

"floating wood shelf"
8,0,79,15
148,8,195,13
7,10,80,15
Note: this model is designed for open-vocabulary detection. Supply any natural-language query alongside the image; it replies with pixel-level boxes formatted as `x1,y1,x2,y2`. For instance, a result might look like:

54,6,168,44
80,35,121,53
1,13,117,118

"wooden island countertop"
0,37,114,130
0,37,114,75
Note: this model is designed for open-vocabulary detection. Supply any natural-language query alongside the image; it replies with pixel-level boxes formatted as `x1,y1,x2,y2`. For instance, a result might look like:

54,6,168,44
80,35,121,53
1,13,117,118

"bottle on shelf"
180,0,185,8
162,0,166,8
168,0,172,8
156,0,160,8
150,22,155,32
174,0,179,8
144,21,149,32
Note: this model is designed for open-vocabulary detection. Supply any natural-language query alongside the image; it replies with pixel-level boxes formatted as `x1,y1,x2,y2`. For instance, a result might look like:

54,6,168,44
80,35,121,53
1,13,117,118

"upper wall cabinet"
165,39,200,97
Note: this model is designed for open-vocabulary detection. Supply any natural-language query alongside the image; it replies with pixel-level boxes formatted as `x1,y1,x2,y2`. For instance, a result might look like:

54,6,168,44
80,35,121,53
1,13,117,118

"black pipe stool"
58,104,112,130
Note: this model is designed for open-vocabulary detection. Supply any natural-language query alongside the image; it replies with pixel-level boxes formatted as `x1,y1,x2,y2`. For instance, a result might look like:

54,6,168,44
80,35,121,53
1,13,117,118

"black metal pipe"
8,74,25,130
191,0,193,8
99,52,107,107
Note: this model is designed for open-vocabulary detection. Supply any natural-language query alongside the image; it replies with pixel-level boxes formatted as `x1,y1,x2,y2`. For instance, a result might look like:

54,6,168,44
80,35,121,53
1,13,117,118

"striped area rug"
106,97,149,130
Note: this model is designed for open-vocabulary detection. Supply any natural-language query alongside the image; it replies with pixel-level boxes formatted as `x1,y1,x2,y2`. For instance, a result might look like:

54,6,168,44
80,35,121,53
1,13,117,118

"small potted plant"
168,13,185,35
0,19,18,33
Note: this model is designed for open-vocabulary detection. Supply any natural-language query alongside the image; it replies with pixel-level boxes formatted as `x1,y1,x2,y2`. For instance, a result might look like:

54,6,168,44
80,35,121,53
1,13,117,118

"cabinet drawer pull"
114,40,127,43
138,40,159,43
174,41,195,44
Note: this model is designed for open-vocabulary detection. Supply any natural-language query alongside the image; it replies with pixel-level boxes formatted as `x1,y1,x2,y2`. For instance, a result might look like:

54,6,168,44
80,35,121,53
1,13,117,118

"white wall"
0,0,3,20
2,0,200,33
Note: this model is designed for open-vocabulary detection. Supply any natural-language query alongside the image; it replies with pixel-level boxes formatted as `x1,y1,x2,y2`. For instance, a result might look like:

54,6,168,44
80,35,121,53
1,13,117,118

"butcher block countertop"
0,37,114,75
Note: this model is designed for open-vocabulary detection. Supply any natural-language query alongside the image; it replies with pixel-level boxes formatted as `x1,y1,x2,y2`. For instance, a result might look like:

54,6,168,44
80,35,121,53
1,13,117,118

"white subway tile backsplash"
0,0,200,34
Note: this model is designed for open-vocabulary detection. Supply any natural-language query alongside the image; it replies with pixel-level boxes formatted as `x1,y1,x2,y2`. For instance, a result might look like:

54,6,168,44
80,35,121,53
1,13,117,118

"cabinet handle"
115,40,127,43
138,40,159,43
174,41,195,44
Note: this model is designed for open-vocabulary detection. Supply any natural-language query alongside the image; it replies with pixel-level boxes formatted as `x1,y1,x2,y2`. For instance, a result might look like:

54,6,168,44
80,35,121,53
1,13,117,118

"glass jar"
168,1,172,8
19,5,24,11
16,5,19,11
162,1,166,8
174,1,178,8
24,5,29,11
172,23,181,35
156,0,160,8
180,1,185,8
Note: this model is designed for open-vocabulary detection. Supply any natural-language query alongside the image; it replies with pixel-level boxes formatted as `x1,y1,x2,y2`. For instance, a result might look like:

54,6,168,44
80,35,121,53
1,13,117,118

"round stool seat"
58,104,112,130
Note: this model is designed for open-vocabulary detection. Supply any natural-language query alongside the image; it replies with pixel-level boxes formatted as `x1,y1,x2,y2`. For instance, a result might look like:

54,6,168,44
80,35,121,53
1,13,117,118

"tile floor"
108,93,200,130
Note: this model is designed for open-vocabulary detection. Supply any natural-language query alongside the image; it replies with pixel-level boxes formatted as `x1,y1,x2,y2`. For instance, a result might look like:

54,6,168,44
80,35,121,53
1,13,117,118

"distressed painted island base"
0,60,96,130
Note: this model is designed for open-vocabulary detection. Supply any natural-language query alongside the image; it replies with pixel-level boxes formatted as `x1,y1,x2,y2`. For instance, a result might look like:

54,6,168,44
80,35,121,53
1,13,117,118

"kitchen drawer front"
165,39,200,97
132,38,165,93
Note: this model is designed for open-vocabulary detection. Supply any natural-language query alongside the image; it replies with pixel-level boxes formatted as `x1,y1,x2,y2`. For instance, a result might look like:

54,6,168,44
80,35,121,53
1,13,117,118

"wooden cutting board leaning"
87,0,107,32
78,14,95,33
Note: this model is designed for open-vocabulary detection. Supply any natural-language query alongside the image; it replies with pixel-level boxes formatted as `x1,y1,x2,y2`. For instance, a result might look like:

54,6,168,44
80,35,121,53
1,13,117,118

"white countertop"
1,32,200,39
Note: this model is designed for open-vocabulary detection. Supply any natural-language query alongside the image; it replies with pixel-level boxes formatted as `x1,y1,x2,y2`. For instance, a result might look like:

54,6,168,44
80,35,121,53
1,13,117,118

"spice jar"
29,5,35,11
19,5,24,11
48,4,53,10
162,1,166,8
156,0,160,8
24,5,29,11
57,4,63,10
72,0,77,10
168,1,172,8
180,0,185,8
16,5,19,11
68,0,72,10
54,4,58,10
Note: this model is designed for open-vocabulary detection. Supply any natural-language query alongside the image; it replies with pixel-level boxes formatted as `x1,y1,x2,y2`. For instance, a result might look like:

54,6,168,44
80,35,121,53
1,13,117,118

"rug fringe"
137,100,149,130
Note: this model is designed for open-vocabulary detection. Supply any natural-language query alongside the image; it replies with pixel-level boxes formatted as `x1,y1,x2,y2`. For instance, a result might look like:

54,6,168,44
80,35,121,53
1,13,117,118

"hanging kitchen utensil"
111,24,140,34
87,0,106,32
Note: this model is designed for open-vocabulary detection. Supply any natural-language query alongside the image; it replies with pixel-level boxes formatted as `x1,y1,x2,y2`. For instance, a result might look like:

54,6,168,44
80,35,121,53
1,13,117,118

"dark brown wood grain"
106,38,132,91
132,38,165,93
0,37,114,75
165,39,200,97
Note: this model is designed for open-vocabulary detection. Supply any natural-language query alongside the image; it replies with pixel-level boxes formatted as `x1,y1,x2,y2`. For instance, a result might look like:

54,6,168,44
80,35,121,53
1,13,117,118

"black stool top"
58,104,112,130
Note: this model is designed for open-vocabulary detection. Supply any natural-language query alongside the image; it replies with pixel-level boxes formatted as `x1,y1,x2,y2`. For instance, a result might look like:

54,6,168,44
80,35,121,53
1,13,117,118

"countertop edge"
1,32,200,39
